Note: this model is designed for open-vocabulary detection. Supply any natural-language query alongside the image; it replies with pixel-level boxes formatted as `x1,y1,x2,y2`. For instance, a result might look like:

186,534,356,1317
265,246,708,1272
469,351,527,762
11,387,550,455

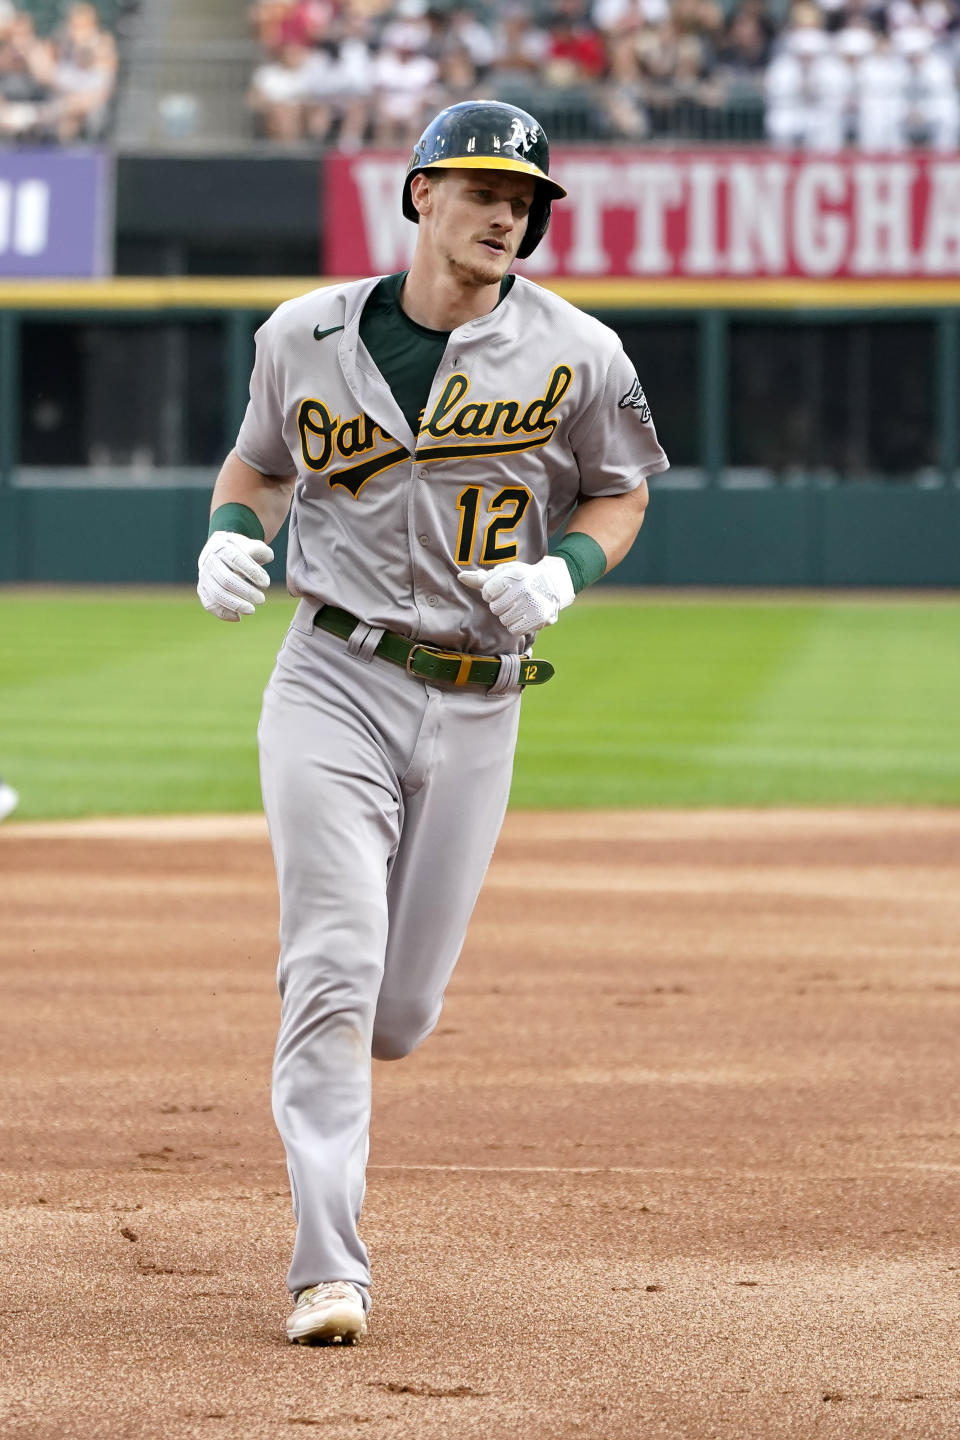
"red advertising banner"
325,148,960,280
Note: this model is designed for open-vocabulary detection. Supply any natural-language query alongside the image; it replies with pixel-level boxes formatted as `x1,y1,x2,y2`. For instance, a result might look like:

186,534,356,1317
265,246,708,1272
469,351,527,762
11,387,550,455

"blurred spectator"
636,16,725,120
715,1,775,78
327,12,374,146
249,0,287,52
593,0,671,30
299,41,347,142
835,18,876,55
0,2,115,141
382,11,431,49
436,44,481,105
371,21,439,144
250,0,340,54
444,5,496,75
765,19,851,148
0,9,53,138
248,41,318,139
47,2,117,140
856,32,910,146
886,0,954,37
894,22,960,147
489,7,551,87
673,0,724,48
601,26,649,134
544,6,608,86
833,17,875,96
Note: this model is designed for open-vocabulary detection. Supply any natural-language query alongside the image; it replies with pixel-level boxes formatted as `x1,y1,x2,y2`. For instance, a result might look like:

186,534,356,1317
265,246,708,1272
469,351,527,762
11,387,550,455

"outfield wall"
1,481,957,588
0,277,958,587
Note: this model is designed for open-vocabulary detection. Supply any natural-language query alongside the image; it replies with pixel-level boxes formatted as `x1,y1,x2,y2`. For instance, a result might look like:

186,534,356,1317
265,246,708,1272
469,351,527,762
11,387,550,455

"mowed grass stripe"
0,592,957,817
726,602,960,804
0,593,294,818
514,599,960,806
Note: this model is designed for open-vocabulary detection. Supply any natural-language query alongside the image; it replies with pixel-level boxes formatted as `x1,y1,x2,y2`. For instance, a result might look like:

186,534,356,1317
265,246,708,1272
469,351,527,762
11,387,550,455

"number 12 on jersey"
455,485,532,566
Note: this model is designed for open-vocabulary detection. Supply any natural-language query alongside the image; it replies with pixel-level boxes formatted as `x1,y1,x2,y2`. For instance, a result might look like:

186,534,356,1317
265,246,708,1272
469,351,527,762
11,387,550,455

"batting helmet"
402,101,567,260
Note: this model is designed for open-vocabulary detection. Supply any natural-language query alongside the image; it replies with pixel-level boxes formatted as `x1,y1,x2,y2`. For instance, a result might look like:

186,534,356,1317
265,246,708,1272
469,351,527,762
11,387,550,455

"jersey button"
426,595,439,607
418,468,428,478
418,534,430,546
451,357,461,366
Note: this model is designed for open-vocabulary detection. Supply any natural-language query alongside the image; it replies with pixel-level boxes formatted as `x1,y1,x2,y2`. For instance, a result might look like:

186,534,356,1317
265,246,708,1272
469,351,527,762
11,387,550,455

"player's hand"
197,530,274,622
458,556,575,636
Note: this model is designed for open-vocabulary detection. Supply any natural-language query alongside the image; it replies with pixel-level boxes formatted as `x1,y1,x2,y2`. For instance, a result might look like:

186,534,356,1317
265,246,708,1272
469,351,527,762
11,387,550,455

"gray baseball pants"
258,603,521,1306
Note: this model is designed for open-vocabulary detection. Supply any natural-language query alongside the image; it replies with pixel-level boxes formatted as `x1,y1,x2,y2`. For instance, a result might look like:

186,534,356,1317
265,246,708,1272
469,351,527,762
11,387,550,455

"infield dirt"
1,809,959,1440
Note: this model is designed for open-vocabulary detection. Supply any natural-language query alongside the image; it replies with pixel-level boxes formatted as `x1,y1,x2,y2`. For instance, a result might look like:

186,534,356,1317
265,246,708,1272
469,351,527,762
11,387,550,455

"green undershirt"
358,270,515,439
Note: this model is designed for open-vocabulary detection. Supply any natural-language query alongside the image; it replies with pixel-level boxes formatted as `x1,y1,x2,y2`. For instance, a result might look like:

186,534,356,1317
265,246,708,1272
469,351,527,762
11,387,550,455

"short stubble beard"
444,242,511,290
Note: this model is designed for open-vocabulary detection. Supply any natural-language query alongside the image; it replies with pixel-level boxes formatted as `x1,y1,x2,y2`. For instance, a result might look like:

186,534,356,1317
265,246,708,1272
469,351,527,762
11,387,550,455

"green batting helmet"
402,100,567,260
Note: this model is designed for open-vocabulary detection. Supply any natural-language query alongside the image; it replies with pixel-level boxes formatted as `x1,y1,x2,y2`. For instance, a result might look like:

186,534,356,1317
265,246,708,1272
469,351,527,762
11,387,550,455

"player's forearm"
563,481,650,574
209,449,295,544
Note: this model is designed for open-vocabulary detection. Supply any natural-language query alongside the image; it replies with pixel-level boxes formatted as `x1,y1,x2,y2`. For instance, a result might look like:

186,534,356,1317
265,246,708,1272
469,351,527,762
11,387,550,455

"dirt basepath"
1,810,959,1440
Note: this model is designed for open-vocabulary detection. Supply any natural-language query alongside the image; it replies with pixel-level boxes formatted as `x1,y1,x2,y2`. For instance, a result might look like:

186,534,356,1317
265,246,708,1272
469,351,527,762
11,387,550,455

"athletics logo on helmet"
506,116,538,155
402,100,567,260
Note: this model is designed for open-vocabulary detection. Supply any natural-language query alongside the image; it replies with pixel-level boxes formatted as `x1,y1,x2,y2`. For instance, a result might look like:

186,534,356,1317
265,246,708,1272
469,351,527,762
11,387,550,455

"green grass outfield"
0,590,958,818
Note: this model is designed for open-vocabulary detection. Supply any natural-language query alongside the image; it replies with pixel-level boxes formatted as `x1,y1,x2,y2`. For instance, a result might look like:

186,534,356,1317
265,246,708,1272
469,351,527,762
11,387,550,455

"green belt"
313,605,554,689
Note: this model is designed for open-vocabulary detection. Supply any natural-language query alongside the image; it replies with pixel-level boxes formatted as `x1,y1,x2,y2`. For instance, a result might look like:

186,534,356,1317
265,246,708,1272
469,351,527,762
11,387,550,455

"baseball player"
197,100,668,1346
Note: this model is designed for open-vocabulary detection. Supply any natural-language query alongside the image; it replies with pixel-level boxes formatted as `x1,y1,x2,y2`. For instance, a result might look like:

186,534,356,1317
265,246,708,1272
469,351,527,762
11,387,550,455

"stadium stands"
1,0,957,151
0,0,127,140
244,0,960,149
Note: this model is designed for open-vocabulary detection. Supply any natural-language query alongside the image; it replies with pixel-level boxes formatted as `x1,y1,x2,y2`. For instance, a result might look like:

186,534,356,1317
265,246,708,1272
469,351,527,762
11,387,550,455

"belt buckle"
404,642,429,676
405,643,477,686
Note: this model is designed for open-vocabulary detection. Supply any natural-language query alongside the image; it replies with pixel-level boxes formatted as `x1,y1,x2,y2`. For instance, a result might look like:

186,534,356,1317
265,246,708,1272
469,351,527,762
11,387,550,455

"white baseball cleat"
0,783,19,822
286,1281,367,1346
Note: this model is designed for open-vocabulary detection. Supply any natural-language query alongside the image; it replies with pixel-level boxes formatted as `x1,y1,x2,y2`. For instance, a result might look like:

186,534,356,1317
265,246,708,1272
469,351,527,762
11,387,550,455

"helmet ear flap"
403,170,431,223
402,173,417,224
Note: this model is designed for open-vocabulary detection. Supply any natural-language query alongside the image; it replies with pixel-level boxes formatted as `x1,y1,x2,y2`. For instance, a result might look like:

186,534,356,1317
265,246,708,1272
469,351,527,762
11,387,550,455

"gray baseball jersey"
236,274,668,654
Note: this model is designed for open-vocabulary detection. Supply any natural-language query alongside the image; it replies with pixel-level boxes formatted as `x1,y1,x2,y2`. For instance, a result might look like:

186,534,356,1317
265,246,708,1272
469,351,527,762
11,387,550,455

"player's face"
418,169,535,286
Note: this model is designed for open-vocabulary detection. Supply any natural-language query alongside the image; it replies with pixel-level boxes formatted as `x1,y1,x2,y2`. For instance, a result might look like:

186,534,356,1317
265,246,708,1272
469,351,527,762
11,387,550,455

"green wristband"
550,531,607,594
208,503,265,542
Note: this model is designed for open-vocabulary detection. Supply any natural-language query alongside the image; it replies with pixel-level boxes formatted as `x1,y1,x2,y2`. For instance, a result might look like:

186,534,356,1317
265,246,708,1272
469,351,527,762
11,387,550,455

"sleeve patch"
618,376,651,424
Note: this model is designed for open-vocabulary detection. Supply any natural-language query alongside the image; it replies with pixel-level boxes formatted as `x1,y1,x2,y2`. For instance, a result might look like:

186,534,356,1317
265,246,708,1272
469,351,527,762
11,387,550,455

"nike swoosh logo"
313,324,344,342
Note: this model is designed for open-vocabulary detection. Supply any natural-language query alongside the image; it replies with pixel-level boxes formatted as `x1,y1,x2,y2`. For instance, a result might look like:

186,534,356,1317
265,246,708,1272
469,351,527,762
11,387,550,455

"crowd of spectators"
766,3,960,150
3,0,956,149
247,0,960,148
0,1,116,141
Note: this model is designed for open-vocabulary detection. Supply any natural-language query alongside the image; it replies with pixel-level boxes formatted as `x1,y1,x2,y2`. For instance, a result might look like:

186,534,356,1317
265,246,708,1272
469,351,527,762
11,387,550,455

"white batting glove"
458,556,575,636
197,531,274,622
